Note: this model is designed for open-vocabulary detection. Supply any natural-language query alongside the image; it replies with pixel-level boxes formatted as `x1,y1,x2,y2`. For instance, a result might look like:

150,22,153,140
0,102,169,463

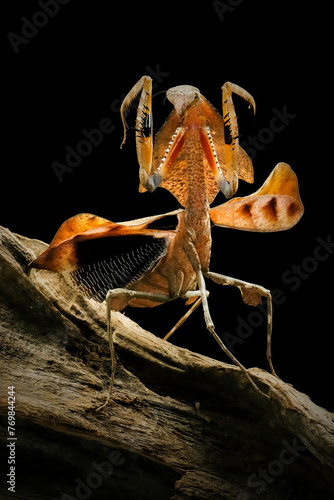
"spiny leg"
150,126,186,192
221,82,256,198
204,270,277,378
120,76,187,193
199,126,233,199
222,82,256,141
120,76,155,191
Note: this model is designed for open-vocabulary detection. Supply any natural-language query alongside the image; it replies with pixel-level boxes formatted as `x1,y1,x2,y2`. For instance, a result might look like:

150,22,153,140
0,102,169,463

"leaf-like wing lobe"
209,163,304,232
30,212,170,302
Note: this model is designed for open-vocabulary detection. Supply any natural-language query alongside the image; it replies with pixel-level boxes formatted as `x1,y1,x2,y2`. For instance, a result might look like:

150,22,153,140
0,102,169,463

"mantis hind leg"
197,269,270,398
163,296,203,341
183,241,270,398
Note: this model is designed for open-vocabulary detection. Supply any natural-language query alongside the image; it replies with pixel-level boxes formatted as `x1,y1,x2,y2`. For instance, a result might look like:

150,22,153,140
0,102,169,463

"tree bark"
0,225,333,500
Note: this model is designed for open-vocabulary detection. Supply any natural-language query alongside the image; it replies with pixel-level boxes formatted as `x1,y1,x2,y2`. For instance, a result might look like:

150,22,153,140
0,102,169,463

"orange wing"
209,163,304,232
30,212,177,302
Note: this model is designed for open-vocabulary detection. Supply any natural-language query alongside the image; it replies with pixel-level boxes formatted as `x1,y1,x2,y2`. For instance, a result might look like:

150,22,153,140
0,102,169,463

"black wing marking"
68,234,167,302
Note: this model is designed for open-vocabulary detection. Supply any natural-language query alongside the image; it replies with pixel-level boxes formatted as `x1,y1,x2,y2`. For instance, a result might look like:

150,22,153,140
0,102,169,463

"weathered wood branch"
0,225,333,499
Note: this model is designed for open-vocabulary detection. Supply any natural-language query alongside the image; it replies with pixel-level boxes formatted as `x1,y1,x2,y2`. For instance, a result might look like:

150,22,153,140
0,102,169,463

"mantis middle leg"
95,288,202,411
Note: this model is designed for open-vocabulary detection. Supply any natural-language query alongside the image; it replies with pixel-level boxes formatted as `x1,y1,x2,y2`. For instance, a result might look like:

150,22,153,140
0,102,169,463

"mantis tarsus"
30,76,304,410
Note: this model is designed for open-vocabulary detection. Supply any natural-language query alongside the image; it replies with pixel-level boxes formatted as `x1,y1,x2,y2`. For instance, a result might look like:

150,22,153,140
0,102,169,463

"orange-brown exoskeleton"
30,77,304,409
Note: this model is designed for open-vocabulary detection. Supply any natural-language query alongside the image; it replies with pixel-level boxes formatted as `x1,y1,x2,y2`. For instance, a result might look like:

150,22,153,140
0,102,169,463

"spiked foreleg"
199,126,233,199
120,76,154,191
221,82,256,198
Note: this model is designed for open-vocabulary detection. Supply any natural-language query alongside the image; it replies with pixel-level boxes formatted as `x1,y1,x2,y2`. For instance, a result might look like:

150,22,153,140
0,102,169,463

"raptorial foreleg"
220,82,256,198
120,76,155,191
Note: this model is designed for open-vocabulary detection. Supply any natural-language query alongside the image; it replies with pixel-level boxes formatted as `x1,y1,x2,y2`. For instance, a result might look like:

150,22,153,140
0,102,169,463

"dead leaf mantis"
30,76,304,409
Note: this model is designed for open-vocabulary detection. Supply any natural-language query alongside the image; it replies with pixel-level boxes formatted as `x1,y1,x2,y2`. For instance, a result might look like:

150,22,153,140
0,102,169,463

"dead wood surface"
0,224,334,500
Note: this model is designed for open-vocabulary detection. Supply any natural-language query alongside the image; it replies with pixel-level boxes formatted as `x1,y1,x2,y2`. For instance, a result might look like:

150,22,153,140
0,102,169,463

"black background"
3,1,332,412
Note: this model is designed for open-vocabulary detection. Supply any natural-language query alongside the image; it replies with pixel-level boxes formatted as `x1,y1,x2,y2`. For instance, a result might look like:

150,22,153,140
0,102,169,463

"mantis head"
166,85,201,117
